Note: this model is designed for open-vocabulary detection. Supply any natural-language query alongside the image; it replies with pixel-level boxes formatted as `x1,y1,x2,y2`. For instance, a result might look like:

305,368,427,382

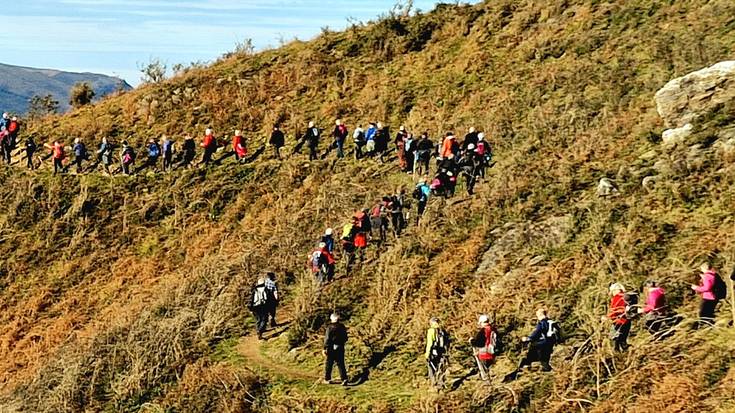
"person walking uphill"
603,283,631,352
4,116,20,164
331,119,348,159
323,313,349,385
302,121,320,161
692,263,725,328
425,317,450,388
471,314,498,381
120,141,136,175
249,277,272,340
264,272,279,328
24,135,37,170
179,135,196,169
517,309,558,374
161,135,174,171
232,130,247,162
45,140,66,175
200,128,217,166
639,280,668,335
72,138,88,173
269,125,285,159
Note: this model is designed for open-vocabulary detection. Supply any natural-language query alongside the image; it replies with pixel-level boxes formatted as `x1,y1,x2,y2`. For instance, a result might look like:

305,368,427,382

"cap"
478,314,489,324
330,313,340,322
609,283,625,293
467,144,475,150
325,228,333,236
205,128,212,135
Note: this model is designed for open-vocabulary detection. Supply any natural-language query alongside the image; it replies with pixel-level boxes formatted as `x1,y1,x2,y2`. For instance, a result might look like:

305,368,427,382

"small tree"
139,58,167,84
28,94,59,119
69,82,95,108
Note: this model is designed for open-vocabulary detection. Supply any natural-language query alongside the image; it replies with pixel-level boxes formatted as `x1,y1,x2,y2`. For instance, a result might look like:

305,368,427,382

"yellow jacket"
425,327,437,359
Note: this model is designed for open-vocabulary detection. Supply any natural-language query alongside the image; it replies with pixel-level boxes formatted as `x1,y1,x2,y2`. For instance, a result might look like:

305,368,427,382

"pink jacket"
643,287,666,314
693,270,716,301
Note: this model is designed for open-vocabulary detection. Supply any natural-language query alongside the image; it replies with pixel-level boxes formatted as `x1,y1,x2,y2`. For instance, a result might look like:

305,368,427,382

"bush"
69,82,95,108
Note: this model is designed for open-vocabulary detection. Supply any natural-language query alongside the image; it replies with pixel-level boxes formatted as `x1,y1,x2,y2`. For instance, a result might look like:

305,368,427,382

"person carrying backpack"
303,121,320,161
161,135,175,171
692,263,724,328
232,130,247,162
415,132,434,176
413,179,430,225
310,242,335,284
142,138,161,172
120,141,136,175
323,313,349,386
395,126,408,171
389,191,405,238
341,222,357,272
72,138,88,173
471,314,497,381
375,122,389,162
200,128,217,166
249,277,271,340
440,133,456,159
462,127,478,152
44,140,66,175
458,144,482,195
475,133,490,179
179,135,196,169
364,122,377,157
517,309,558,374
97,137,114,175
353,211,370,262
269,125,285,159
425,317,450,388
0,126,10,164
603,283,631,352
264,272,279,328
331,119,348,159
370,199,388,244
353,124,365,159
638,280,668,335
321,228,335,253
25,135,37,170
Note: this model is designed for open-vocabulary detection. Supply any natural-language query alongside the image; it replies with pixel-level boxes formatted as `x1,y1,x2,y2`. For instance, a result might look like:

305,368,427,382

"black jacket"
270,130,285,147
462,132,478,149
304,127,320,147
417,137,433,152
324,322,348,351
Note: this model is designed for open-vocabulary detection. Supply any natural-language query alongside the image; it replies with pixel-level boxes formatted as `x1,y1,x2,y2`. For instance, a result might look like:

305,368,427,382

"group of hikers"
1,114,493,199
247,262,730,388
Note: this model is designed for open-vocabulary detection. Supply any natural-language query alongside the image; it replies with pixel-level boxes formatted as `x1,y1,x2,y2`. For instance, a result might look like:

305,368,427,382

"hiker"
310,242,335,284
405,133,415,174
341,221,357,271
0,113,7,130
395,126,408,171
321,228,335,253
365,122,377,157
97,137,114,175
375,122,389,162
475,133,490,179
249,277,271,340
604,283,631,352
388,190,406,238
142,138,161,172
303,121,320,161
353,124,365,159
458,144,482,195
43,140,65,174
4,116,20,163
413,179,430,225
0,127,8,164
370,198,389,244
331,119,348,159
425,317,450,388
72,138,88,173
638,280,668,335
440,133,458,159
352,210,370,262
692,263,724,328
232,130,247,162
462,127,478,152
323,313,349,385
200,128,217,165
517,309,558,373
265,272,279,328
269,125,285,159
179,135,196,169
120,141,136,175
24,135,36,170
161,135,174,171
415,132,433,175
471,314,498,381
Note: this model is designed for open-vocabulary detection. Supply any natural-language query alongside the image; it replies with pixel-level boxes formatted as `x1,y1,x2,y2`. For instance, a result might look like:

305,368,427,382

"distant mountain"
0,63,133,114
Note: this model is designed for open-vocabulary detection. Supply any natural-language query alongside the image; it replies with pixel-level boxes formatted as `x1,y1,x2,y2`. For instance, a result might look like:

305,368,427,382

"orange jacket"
440,137,455,158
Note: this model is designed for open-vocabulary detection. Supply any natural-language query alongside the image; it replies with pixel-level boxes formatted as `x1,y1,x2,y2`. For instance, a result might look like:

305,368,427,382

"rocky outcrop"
655,61,735,129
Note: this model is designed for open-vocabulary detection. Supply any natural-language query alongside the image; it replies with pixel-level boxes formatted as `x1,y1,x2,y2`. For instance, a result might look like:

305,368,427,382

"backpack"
252,286,268,307
342,223,354,240
713,272,728,300
371,204,382,218
477,326,497,356
431,328,450,357
412,186,423,201
148,144,160,157
545,320,561,344
623,292,639,320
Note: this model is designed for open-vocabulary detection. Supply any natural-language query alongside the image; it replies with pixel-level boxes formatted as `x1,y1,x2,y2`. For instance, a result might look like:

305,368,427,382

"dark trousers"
163,153,173,170
122,161,133,175
273,146,281,159
26,151,35,169
417,200,427,222
519,343,552,370
325,347,347,382
391,213,404,237
698,299,718,328
74,156,84,173
2,143,11,163
308,145,318,161
336,141,344,158
267,301,278,327
202,147,215,164
611,322,631,352
253,306,269,336
53,158,63,174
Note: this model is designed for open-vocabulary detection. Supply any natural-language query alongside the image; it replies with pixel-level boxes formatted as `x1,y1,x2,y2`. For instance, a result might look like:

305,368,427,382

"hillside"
0,63,132,114
2,1,735,412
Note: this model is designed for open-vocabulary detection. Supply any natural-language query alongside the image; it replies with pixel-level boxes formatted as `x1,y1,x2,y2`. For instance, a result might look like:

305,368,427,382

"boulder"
661,123,694,147
596,178,619,197
655,61,735,128
642,175,658,192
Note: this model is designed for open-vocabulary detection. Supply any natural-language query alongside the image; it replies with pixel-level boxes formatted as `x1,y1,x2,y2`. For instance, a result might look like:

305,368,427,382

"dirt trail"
236,330,320,381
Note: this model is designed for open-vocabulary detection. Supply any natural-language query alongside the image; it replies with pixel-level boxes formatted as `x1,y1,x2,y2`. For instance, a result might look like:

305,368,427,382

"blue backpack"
148,143,160,157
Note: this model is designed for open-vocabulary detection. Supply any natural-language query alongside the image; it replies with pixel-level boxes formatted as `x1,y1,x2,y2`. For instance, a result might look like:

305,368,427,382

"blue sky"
1,0,450,86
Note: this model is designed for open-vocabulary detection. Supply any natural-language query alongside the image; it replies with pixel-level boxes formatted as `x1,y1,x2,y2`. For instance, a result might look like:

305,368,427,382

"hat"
330,313,340,323
478,133,485,140
467,143,475,150
308,121,315,127
205,128,212,135
325,228,333,236
318,242,326,248
235,130,242,136
11,117,17,121
609,283,625,293
399,125,405,131
478,314,489,324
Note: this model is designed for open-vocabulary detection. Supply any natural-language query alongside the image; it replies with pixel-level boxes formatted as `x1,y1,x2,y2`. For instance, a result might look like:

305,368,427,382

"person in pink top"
638,280,667,335
691,263,719,327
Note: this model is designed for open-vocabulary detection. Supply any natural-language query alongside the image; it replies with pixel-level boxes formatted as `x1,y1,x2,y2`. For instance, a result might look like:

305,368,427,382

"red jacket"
7,121,18,134
320,247,335,265
202,134,216,148
608,293,628,325
233,135,247,157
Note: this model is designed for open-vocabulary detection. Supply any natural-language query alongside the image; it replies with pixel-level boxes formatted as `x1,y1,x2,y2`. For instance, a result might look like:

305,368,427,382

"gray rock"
642,175,658,192
661,123,694,147
655,61,735,128
597,178,619,196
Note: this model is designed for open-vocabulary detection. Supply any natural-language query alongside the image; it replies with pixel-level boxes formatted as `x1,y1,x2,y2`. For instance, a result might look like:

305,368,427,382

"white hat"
235,130,242,136
609,283,625,293
205,128,212,135
478,314,489,324
11,117,17,121
330,313,340,323
399,125,405,131
469,127,476,133
335,119,341,125
2,113,7,118
318,242,326,248
478,133,485,140
325,228,333,236
74,138,80,144
467,144,475,150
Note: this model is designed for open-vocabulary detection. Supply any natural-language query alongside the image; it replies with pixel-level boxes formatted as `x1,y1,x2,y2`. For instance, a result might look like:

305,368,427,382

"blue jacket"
416,183,430,202
528,319,551,345
365,126,377,141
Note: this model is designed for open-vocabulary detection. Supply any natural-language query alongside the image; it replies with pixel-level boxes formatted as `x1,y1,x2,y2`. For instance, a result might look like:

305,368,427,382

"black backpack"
412,186,423,201
545,320,561,344
431,328,450,357
623,292,640,320
713,273,728,300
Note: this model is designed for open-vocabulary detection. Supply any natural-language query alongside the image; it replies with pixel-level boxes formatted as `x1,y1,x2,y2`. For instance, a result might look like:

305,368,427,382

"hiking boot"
340,380,349,386
322,379,332,385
